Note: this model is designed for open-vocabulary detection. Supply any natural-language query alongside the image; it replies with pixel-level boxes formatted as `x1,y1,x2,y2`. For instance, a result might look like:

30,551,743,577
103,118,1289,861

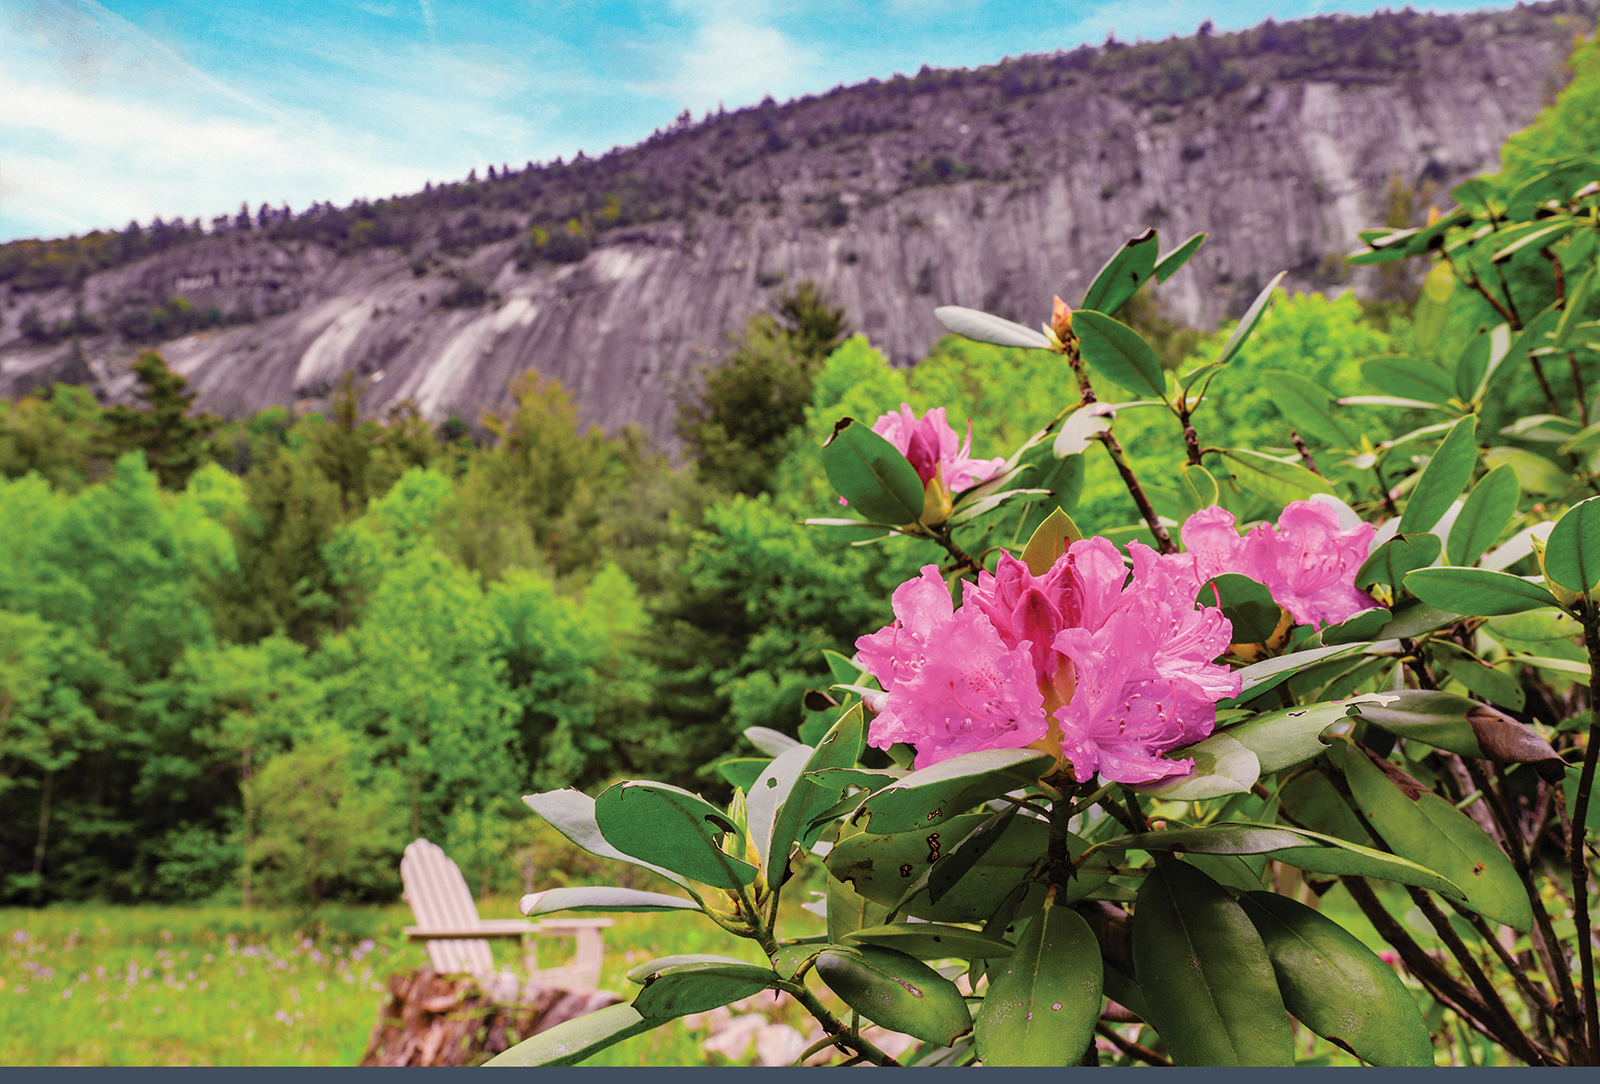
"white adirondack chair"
400,838,612,990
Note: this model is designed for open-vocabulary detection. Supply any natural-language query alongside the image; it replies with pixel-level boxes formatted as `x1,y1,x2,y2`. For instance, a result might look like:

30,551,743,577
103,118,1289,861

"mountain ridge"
1,0,1593,447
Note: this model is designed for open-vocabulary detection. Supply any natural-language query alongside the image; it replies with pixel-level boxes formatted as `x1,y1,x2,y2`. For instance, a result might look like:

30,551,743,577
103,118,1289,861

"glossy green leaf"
1215,271,1287,367
1279,770,1374,847
1314,607,1393,646
593,781,757,890
1224,695,1396,774
1081,228,1160,314
1021,507,1084,576
1133,861,1294,1065
1154,232,1207,282
632,961,781,1018
1338,744,1531,930
1219,448,1336,505
934,305,1053,349
1264,370,1361,447
1198,573,1282,645
762,704,867,879
1178,463,1221,518
521,886,699,916
822,417,927,525
522,789,688,888
859,748,1056,834
483,1003,662,1066
844,923,1015,960
1452,325,1501,403
1404,567,1560,616
627,954,763,984
815,945,973,1045
927,804,1025,904
1074,309,1167,399
1397,415,1477,535
974,899,1101,1066
828,812,1105,922
1354,688,1560,767
1229,642,1370,702
1240,892,1433,1066
1355,534,1440,592
1430,641,1525,711
1360,356,1454,404
1371,599,1459,640
1545,494,1600,595
1483,446,1570,498
1107,821,1464,898
1447,465,1519,567
1137,733,1259,800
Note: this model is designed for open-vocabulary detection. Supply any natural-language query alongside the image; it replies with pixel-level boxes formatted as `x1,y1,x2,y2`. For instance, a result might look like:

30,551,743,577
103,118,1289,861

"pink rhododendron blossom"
1175,501,1378,629
870,403,1006,494
855,539,1240,784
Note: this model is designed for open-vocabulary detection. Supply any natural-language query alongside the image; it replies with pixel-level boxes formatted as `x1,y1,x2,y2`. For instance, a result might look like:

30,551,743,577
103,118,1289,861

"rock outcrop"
1,2,1591,447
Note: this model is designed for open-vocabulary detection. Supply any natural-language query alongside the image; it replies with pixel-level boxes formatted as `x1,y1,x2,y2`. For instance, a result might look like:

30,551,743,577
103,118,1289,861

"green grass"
0,896,834,1067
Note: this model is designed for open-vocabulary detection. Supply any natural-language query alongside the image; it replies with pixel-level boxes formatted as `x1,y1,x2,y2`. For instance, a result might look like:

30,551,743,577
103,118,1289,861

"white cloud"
634,2,830,115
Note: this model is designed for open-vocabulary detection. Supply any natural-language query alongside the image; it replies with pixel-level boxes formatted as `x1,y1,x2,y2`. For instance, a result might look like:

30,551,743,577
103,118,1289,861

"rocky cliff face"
1,3,1592,446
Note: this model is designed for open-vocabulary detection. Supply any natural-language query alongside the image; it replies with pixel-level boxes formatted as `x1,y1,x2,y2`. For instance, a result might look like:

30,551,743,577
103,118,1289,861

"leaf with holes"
859,748,1056,834
594,781,757,890
975,897,1101,1066
1081,228,1160,314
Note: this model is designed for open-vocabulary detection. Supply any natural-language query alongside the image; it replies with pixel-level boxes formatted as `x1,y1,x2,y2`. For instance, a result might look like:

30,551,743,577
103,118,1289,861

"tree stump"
360,968,620,1066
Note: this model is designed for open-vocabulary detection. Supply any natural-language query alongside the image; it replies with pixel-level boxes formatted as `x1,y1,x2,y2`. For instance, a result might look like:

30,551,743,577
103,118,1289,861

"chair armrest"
403,920,538,940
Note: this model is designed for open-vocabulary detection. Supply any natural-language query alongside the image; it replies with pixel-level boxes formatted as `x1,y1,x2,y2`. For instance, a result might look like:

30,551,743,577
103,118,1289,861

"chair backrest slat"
401,839,495,974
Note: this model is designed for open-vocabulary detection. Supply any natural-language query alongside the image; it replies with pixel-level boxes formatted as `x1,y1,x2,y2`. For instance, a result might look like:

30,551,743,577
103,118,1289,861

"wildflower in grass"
856,536,1238,783
1178,501,1378,629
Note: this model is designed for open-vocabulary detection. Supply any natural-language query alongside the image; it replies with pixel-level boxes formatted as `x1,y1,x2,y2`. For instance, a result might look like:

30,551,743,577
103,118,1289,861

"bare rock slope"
1,3,1591,446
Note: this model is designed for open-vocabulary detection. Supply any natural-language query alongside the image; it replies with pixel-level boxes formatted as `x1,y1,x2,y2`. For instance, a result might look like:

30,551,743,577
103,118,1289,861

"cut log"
360,967,620,1067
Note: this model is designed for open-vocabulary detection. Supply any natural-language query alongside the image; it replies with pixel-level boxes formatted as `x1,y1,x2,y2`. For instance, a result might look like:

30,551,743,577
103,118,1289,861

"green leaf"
1113,822,1465,898
762,703,868,879
1081,228,1160,314
859,748,1056,834
822,417,927,525
1073,309,1167,399
1372,599,1460,640
1314,607,1393,647
815,945,973,1045
927,804,1027,904
1219,448,1336,506
1483,446,1570,498
1178,463,1220,518
627,954,764,983
1452,325,1500,403
827,874,890,942
1198,573,1281,645
1154,232,1207,283
1559,419,1600,456
1229,642,1371,703
1137,733,1259,800
522,789,688,888
829,813,1090,922
1404,567,1560,616
1430,642,1525,712
1239,892,1433,1066
483,1003,662,1066
844,923,1016,959
1020,507,1084,576
1215,271,1287,367
974,898,1101,1066
1413,262,1454,354
1447,465,1519,567
1133,861,1294,1066
521,886,700,916
593,781,758,890
1338,744,1532,930
1264,370,1361,447
1397,415,1478,535
1545,494,1600,594
823,648,867,686
632,961,781,1018
1355,534,1441,592
716,757,767,791
1360,356,1454,404
1224,695,1397,774
933,305,1053,349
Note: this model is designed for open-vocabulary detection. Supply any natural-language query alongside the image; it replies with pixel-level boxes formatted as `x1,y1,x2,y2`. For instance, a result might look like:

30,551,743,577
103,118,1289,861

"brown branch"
1573,610,1600,1062
1289,431,1325,477
1464,272,1520,330
1095,1022,1172,1067
1097,430,1176,554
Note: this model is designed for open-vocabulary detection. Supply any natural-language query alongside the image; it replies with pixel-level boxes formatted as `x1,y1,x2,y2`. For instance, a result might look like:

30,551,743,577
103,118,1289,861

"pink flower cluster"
871,403,1006,494
856,537,1240,784
1176,501,1378,630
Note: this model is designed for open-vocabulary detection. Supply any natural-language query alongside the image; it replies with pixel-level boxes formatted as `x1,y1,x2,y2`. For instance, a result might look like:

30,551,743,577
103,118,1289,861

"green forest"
2,21,1597,920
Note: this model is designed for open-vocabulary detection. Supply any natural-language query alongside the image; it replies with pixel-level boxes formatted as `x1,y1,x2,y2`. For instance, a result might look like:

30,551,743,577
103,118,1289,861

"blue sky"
1,1,1524,242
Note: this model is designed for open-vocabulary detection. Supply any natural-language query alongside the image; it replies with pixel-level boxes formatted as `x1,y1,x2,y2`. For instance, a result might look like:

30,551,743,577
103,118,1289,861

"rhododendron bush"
501,162,1600,1068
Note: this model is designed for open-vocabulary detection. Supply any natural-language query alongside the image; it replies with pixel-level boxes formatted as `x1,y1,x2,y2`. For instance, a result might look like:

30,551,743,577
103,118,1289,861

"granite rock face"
1,3,1590,447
